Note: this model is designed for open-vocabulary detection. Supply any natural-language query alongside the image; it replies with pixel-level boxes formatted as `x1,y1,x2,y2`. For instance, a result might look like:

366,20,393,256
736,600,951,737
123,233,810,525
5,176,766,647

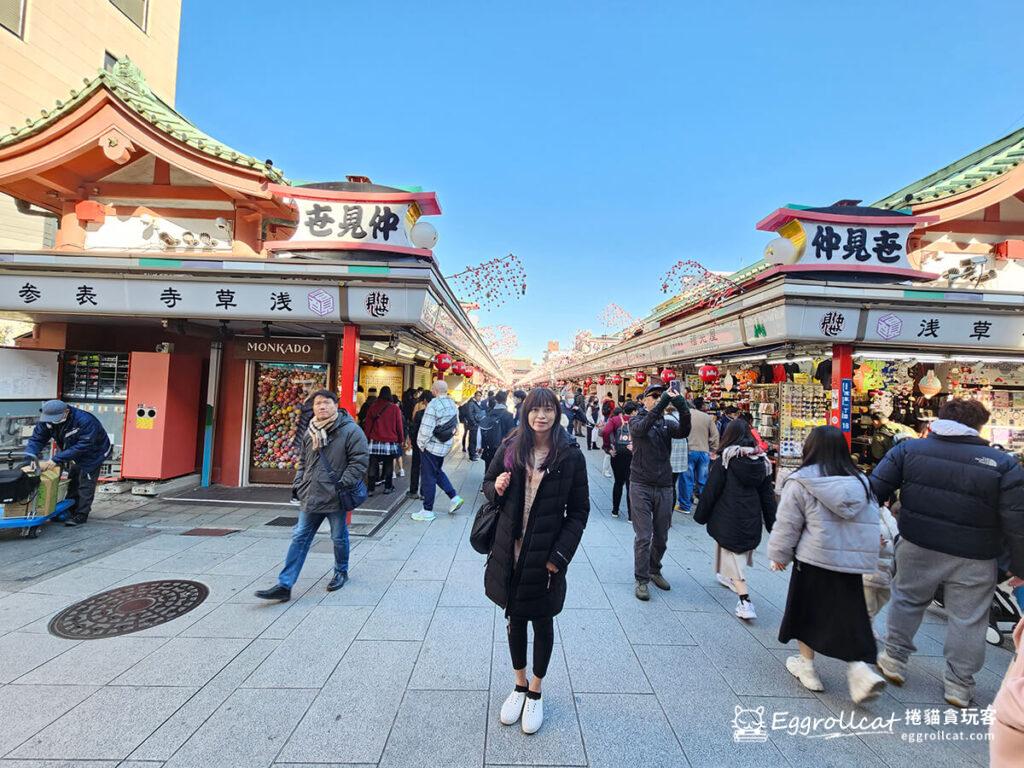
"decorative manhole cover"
47,579,209,640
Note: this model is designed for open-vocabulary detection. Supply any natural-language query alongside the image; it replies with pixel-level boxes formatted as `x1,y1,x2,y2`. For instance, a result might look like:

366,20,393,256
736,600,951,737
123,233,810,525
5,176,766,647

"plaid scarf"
308,411,339,451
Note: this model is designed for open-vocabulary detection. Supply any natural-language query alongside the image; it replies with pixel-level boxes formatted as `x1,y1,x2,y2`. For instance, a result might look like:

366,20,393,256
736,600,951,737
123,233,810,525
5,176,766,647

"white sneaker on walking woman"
848,661,886,704
521,695,544,734
786,655,824,691
734,598,756,620
500,687,527,725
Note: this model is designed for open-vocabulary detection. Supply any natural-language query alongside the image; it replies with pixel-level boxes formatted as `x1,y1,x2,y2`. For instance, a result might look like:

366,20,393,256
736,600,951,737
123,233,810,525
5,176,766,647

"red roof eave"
756,207,938,232
267,183,442,215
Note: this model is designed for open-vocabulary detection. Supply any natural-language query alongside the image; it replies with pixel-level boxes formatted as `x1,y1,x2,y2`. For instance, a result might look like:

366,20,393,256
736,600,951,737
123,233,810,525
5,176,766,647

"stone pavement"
0,442,1011,767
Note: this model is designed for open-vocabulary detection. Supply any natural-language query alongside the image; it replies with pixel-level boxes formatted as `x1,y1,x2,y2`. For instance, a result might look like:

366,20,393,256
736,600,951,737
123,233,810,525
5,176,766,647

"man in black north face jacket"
870,398,1024,707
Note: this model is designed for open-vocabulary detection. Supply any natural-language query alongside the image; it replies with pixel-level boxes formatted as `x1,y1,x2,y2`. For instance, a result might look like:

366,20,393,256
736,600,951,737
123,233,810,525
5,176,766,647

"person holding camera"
256,389,369,600
628,381,691,601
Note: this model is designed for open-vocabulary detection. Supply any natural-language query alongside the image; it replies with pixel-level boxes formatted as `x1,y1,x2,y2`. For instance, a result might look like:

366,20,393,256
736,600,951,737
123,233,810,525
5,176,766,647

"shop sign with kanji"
0,275,341,321
865,309,1024,349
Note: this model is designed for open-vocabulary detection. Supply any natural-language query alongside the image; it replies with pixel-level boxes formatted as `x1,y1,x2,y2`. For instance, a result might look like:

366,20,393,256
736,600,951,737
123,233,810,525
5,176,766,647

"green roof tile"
0,58,287,184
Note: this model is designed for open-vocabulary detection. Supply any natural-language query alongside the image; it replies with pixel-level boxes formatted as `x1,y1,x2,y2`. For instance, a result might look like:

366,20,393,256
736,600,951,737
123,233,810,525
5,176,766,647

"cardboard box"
35,468,61,517
0,498,34,519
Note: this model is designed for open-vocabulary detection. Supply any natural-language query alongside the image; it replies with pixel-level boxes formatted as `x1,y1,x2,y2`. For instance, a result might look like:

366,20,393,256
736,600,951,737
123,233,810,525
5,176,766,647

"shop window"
110,0,146,31
1,0,26,38
104,51,118,72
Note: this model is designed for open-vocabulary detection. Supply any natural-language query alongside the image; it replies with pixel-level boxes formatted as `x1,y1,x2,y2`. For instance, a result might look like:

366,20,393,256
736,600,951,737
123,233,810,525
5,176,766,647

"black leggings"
611,450,633,514
368,455,394,491
507,616,555,679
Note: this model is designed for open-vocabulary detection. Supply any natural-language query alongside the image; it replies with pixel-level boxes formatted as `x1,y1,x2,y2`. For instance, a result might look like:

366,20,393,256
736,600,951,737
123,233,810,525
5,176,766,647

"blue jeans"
278,510,349,588
681,450,710,509
420,451,456,512
675,471,688,509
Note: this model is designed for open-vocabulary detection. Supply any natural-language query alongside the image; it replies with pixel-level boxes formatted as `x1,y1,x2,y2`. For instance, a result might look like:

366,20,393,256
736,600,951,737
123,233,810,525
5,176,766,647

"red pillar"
830,343,854,448
339,324,360,417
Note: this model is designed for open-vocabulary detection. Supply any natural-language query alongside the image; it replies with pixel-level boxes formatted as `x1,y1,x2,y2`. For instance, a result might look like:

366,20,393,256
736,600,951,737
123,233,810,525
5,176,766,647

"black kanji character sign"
970,320,992,340
843,228,871,261
18,283,41,304
305,203,335,237
811,226,842,260
215,289,237,309
337,205,368,239
369,206,400,241
160,287,183,308
364,290,390,318
872,230,903,263
76,285,98,306
270,291,293,312
819,311,845,337
917,318,940,338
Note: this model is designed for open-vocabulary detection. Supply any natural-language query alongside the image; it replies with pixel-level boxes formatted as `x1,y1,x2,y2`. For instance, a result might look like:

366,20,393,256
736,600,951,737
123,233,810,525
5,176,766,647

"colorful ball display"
251,365,327,470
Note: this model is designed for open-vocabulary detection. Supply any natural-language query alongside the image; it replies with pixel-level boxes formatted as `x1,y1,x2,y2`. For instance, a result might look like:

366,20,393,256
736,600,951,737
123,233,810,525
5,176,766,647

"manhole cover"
47,579,209,640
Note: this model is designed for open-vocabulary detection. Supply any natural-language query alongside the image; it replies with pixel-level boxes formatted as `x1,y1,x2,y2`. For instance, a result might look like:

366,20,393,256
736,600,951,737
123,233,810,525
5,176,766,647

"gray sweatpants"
884,538,997,697
629,482,673,583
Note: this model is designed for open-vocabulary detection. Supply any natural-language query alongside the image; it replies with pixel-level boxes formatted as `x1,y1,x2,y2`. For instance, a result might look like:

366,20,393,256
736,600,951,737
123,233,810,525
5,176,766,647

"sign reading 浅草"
233,337,325,363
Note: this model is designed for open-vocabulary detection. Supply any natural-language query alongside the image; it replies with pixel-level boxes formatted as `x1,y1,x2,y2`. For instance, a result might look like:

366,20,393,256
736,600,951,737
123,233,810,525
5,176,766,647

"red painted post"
339,324,360,417
830,343,854,448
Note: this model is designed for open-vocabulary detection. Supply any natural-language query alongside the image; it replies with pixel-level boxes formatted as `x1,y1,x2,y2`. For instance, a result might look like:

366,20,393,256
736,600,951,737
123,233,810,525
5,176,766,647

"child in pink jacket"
991,618,1024,766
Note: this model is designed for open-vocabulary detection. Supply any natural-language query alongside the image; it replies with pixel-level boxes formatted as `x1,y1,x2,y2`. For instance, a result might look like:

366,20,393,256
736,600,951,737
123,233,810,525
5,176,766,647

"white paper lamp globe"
764,236,798,265
411,221,438,249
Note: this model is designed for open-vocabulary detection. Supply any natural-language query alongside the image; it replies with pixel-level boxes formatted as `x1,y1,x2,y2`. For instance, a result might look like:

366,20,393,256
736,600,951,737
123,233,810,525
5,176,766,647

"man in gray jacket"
256,390,369,600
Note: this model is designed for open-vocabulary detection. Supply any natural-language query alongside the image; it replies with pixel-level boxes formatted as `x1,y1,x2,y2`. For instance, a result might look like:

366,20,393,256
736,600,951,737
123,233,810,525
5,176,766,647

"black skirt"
778,560,877,663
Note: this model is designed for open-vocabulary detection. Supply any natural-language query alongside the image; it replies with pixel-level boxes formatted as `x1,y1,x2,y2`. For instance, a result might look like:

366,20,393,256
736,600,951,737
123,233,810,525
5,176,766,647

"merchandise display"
778,383,829,459
62,352,129,401
748,384,779,443
250,363,327,471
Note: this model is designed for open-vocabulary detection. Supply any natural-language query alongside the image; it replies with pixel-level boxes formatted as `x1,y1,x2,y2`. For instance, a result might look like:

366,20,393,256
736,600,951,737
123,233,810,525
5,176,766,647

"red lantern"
611,374,623,385
699,364,719,384
434,353,452,372
464,365,475,379
451,360,466,376
635,370,648,385
584,377,593,388
596,375,606,386
660,368,675,384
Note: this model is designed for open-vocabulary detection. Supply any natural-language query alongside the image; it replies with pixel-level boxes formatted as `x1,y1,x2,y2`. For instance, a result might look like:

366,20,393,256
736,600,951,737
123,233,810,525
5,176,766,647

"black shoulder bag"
470,495,503,555
317,447,368,512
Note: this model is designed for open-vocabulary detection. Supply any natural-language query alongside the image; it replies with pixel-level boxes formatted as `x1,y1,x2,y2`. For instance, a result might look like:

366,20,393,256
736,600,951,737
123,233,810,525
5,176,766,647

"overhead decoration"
446,253,527,310
918,370,942,399
660,367,676,384
451,360,466,376
597,375,606,386
434,353,452,373
659,259,740,307
463,365,475,379
699,364,720,383
635,370,648,385
479,325,520,359
598,303,642,336
611,374,623,385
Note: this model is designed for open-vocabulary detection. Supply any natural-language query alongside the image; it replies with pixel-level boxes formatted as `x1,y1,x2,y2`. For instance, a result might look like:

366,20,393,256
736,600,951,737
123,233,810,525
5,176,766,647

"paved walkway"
0,444,1010,767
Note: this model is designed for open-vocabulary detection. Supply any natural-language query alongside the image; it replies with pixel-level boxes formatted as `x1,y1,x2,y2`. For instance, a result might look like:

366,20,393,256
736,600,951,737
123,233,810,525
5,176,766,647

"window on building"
1,0,26,38
104,51,118,72
109,0,146,31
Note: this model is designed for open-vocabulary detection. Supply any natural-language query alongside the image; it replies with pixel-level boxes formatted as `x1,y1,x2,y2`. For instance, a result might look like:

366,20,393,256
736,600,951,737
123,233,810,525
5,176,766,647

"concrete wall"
0,0,182,249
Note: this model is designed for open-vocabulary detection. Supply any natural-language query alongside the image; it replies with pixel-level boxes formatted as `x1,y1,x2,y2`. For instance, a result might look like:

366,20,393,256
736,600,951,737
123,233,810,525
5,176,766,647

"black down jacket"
694,454,777,554
870,432,1024,572
629,392,691,487
482,441,590,618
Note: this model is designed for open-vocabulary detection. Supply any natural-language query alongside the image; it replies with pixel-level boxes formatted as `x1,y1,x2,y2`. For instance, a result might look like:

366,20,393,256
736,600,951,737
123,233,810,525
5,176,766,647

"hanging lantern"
434,353,452,373
611,374,623,385
464,365,475,379
584,377,593,389
918,370,941,399
699,364,719,384
451,360,466,376
597,375,606,386
660,367,676,384
635,370,648,385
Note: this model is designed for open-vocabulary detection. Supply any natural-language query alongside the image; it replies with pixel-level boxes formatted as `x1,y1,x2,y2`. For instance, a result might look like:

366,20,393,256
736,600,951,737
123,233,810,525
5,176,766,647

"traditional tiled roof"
0,58,287,184
873,125,1024,210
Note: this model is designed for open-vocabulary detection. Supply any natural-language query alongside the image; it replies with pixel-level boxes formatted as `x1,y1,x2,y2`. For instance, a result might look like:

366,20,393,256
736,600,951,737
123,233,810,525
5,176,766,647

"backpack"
602,401,613,419
615,418,632,451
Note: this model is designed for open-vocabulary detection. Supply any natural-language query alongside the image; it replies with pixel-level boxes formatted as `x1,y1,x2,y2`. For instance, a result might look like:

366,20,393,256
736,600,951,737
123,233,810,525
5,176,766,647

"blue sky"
178,1,1024,360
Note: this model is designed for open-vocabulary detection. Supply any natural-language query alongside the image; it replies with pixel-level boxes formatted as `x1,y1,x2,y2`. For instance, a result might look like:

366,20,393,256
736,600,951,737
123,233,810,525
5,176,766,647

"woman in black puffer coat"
483,387,589,736
695,419,776,622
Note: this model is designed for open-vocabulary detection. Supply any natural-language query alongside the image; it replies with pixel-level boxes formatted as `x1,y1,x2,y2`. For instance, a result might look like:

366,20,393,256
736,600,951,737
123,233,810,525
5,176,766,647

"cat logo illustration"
732,705,767,743
135,405,158,430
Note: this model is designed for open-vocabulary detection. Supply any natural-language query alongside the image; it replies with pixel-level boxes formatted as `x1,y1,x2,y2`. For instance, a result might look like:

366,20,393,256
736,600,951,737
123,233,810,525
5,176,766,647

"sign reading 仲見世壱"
289,199,416,250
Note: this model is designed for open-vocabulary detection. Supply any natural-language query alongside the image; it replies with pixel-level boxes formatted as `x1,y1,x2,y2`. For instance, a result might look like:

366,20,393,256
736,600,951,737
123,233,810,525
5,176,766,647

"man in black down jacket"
870,398,1024,708
629,382,691,600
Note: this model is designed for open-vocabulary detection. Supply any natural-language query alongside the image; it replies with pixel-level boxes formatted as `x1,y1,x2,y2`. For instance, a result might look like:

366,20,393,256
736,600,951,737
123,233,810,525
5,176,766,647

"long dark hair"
799,425,870,499
720,418,755,451
502,387,572,471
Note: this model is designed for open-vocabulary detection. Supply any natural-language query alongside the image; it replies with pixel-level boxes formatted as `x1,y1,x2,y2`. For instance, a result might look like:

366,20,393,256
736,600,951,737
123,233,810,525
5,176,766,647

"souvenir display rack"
778,382,829,460
61,351,130,401
748,384,779,444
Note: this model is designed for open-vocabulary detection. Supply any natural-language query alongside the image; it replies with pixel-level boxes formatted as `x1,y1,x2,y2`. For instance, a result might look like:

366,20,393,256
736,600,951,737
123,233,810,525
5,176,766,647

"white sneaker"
449,495,465,514
875,650,906,686
411,510,436,522
715,573,733,589
735,598,757,620
399,468,406,477
521,695,544,734
848,661,886,704
499,688,527,725
603,470,613,478
786,654,824,691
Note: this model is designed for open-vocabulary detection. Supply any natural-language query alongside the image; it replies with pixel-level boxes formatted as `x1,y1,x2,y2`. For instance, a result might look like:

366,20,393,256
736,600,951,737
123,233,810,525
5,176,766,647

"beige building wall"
0,0,182,249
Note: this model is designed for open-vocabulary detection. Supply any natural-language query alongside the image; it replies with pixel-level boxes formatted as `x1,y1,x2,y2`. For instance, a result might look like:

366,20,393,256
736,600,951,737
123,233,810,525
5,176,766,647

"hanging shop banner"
342,286,426,325
791,305,860,343
233,337,325,363
289,199,417,250
0,275,342,321
864,309,1024,350
663,318,744,359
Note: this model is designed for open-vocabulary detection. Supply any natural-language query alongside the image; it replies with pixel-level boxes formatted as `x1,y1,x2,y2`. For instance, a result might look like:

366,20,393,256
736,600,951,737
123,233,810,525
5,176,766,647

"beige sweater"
687,410,720,454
